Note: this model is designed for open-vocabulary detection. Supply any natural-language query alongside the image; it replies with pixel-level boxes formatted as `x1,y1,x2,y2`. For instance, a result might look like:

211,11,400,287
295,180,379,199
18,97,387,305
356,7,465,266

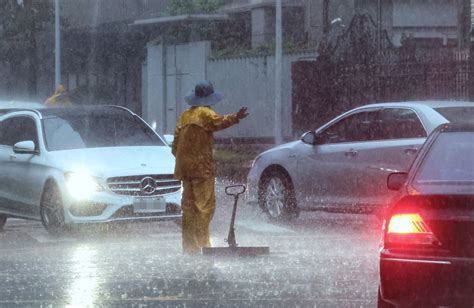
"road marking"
0,298,374,305
147,233,181,239
25,229,75,244
235,220,295,234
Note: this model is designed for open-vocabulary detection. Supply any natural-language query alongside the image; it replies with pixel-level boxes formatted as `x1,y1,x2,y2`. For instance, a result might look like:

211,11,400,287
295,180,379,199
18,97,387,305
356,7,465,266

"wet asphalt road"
0,180,382,307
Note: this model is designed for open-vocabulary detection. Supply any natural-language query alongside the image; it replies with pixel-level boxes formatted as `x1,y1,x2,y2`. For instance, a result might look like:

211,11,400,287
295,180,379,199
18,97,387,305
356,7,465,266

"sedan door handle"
9,154,16,160
404,148,418,155
345,149,358,157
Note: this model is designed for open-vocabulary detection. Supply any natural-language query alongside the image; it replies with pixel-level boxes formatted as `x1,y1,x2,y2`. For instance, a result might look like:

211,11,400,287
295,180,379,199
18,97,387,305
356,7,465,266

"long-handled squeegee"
201,184,270,256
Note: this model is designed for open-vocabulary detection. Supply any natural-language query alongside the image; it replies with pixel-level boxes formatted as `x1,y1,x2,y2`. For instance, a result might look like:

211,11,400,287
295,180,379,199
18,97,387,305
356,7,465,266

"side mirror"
163,134,174,146
301,131,316,145
13,141,37,154
387,172,408,191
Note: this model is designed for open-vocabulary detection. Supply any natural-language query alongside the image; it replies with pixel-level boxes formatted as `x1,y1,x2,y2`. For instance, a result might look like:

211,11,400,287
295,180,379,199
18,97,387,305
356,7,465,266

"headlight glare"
65,172,103,200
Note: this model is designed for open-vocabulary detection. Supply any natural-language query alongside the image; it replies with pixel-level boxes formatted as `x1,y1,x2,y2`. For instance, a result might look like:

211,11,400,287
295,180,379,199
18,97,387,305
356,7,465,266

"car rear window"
415,132,474,184
435,107,474,123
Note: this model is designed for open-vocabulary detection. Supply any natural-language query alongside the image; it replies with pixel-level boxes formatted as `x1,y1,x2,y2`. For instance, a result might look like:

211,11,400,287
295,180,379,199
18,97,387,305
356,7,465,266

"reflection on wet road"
0,181,382,307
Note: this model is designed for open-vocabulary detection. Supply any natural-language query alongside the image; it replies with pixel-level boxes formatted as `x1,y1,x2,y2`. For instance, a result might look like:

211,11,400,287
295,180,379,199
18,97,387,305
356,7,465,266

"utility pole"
377,0,382,54
274,0,283,144
323,0,330,35
54,0,61,88
456,0,471,49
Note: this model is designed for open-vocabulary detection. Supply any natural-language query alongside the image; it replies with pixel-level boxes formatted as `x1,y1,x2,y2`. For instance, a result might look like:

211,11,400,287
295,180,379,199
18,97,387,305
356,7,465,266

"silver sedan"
247,101,474,220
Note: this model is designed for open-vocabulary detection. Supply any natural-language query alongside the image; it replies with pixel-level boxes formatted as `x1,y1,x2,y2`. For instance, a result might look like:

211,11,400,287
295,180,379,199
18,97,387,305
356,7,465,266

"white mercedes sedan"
0,106,181,233
247,101,474,220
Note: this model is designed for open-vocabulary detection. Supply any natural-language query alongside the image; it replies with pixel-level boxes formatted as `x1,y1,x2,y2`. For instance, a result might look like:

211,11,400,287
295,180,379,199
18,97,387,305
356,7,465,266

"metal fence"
292,50,474,135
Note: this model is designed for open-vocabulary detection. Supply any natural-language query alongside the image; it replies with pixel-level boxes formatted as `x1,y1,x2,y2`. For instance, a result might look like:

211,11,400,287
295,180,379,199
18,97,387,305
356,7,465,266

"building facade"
220,0,468,49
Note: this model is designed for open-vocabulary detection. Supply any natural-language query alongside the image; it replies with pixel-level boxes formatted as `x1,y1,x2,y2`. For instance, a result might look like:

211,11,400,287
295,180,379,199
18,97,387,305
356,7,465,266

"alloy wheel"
40,184,66,234
265,177,286,218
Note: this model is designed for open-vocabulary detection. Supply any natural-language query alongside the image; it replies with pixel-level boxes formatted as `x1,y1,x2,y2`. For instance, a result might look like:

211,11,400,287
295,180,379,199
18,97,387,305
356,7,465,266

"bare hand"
236,107,249,120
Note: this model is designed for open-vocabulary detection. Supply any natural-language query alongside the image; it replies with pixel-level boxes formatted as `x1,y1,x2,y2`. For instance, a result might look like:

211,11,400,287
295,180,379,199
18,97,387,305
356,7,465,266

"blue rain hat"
184,80,223,106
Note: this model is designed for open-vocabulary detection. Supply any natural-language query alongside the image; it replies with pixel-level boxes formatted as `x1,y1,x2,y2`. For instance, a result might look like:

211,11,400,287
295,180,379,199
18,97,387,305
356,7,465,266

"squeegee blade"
201,246,270,256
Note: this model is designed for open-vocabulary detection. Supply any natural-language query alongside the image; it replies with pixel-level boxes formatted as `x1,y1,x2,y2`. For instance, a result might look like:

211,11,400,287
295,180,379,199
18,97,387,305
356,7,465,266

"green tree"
168,0,224,15
165,0,250,53
0,0,53,95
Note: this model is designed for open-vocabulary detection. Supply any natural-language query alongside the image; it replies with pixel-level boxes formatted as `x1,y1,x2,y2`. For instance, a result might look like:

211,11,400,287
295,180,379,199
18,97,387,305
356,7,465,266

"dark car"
378,122,474,307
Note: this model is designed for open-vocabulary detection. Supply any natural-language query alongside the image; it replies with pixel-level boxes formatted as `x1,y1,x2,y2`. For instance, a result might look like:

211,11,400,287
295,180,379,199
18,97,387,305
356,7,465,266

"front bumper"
63,190,182,225
245,167,260,207
380,250,474,306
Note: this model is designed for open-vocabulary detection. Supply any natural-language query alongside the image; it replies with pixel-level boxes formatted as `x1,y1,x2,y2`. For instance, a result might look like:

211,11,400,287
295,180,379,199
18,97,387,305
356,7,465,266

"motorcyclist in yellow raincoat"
44,84,72,107
172,80,249,255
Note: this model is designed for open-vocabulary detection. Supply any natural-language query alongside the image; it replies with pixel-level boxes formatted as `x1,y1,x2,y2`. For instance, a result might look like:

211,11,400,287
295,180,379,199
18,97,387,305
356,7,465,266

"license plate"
133,197,166,213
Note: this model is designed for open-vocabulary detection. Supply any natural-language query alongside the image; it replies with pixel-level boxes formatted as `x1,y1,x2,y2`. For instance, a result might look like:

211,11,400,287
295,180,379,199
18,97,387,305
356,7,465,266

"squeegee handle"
225,185,246,248
226,195,239,248
225,184,246,197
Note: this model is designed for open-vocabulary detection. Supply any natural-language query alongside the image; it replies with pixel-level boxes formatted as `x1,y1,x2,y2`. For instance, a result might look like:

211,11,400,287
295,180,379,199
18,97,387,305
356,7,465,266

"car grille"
107,175,181,196
112,203,181,218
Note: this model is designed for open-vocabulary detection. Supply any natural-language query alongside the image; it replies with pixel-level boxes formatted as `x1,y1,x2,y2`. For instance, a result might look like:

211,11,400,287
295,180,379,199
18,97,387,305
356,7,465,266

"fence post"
470,45,474,101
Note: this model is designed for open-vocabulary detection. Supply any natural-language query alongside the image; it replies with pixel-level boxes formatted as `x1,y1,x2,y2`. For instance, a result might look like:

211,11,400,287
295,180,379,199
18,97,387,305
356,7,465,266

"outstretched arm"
203,107,249,132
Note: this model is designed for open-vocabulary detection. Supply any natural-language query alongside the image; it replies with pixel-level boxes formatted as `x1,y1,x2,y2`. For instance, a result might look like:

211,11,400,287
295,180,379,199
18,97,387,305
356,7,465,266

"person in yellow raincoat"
172,80,249,255
44,84,72,107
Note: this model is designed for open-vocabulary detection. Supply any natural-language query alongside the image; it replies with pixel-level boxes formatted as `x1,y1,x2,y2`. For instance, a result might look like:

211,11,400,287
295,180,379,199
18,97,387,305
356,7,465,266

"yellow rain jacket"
44,84,72,107
173,106,241,254
172,106,240,180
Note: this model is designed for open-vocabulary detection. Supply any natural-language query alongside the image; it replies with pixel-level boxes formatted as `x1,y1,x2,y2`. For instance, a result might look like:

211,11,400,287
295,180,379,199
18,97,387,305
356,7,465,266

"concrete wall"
143,41,210,135
208,51,316,139
143,40,316,139
251,7,275,47
391,0,457,46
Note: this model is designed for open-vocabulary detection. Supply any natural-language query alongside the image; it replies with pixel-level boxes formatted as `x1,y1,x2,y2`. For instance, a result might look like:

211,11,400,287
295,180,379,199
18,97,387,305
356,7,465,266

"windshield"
43,111,165,151
435,107,474,123
415,132,474,184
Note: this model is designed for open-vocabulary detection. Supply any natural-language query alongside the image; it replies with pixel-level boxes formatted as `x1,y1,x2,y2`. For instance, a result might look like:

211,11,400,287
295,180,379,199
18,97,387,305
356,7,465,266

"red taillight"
388,214,431,234
384,213,441,246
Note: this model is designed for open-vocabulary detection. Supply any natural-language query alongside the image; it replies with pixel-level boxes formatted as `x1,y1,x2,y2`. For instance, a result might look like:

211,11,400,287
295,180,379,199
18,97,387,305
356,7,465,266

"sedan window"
378,108,426,140
0,117,39,148
318,110,381,144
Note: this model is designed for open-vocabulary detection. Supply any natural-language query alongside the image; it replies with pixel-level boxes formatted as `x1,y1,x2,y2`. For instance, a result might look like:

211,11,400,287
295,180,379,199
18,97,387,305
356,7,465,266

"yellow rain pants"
181,177,216,254
172,106,240,254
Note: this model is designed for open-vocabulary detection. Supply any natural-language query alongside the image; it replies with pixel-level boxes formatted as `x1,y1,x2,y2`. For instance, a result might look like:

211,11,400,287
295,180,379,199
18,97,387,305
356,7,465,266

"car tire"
0,214,7,231
259,169,298,220
40,182,67,235
377,288,395,308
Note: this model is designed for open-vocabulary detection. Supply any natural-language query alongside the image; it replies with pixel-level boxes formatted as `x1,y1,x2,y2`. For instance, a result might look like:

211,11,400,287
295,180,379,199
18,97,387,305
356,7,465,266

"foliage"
0,0,52,63
0,0,53,95
165,0,244,50
212,40,304,59
168,0,224,15
69,85,116,105
62,29,147,105
166,0,307,59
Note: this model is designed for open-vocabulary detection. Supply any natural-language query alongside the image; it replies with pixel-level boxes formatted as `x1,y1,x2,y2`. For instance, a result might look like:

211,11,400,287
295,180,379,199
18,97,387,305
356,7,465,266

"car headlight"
65,172,103,200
